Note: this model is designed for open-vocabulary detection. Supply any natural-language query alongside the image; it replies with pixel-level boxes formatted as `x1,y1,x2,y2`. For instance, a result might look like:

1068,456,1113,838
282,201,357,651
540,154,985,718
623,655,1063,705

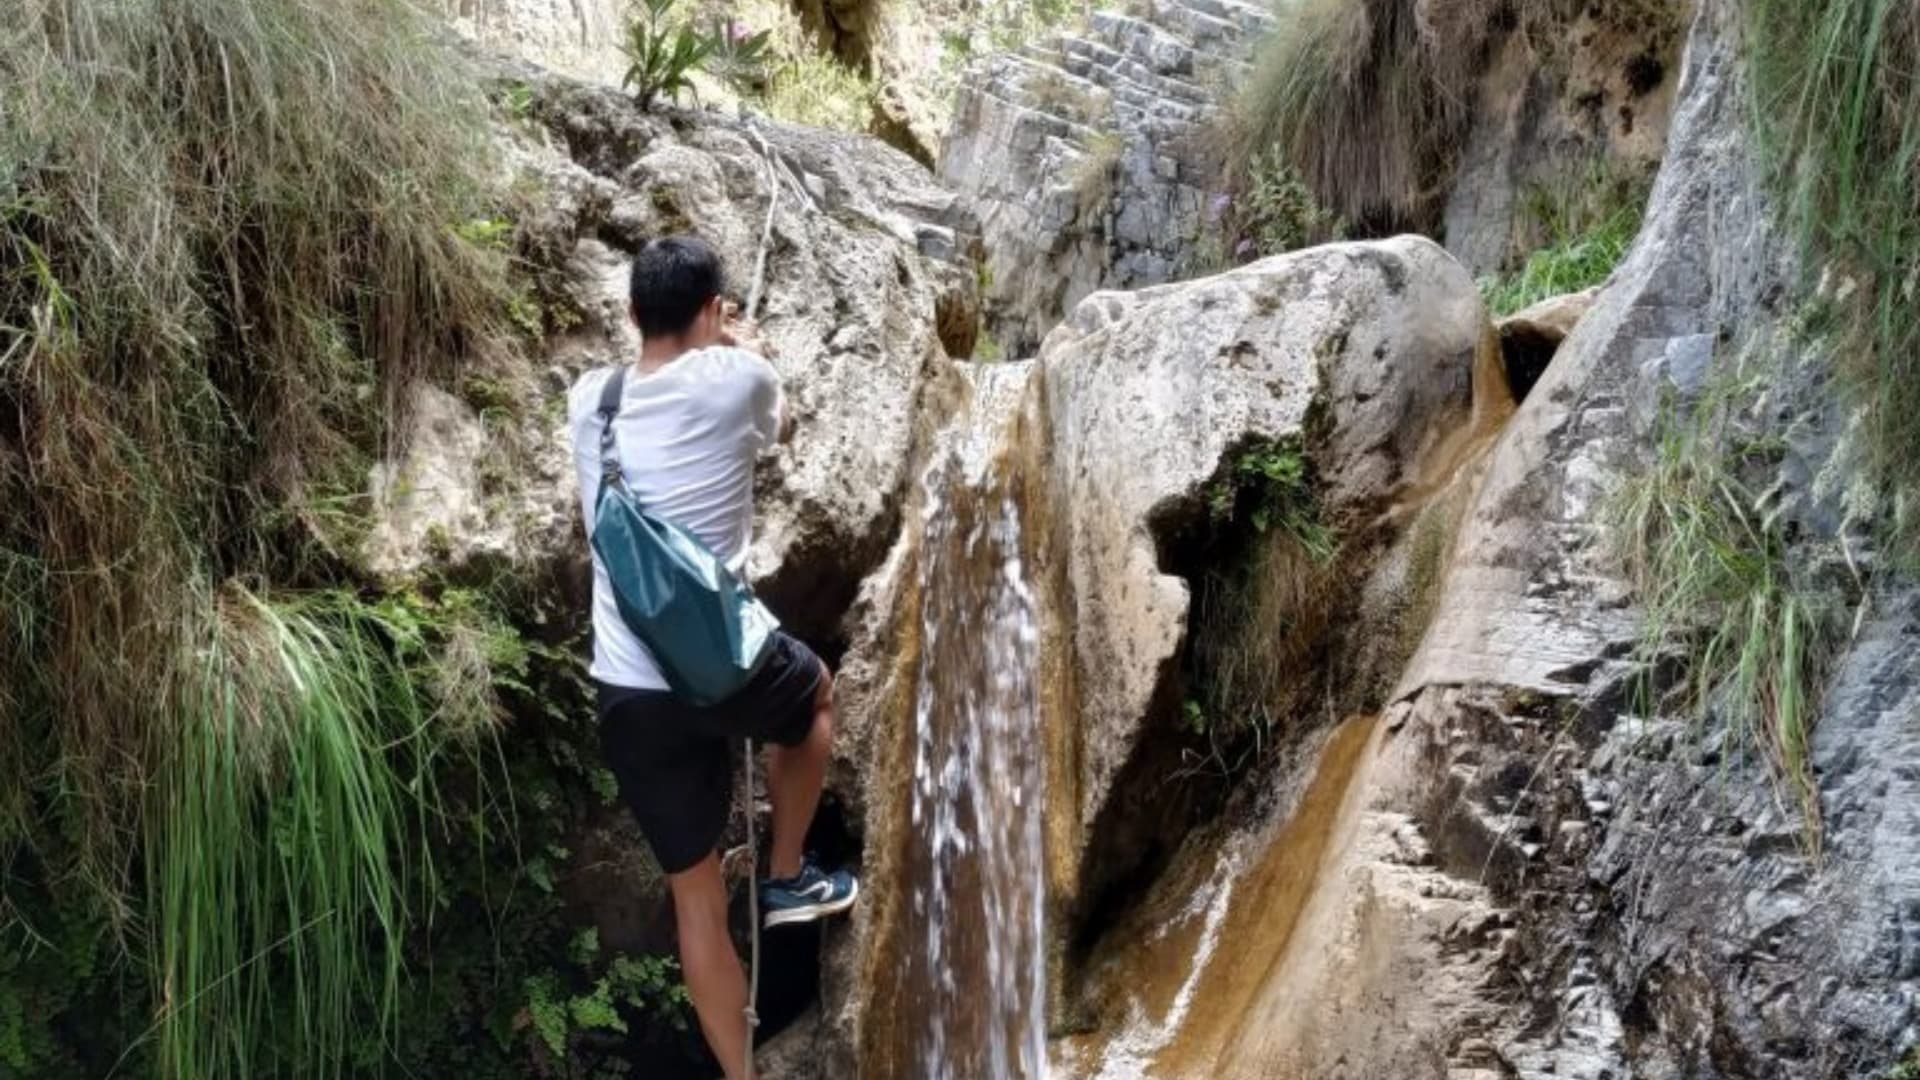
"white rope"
737,117,798,1080
744,124,780,322
742,738,761,1080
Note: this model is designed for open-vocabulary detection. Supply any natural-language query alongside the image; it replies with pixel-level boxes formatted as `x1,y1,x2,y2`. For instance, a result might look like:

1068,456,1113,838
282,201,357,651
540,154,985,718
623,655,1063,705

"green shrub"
1214,149,1345,263
1746,0,1920,549
523,933,689,1062
619,0,717,109
704,18,776,95
1207,438,1339,563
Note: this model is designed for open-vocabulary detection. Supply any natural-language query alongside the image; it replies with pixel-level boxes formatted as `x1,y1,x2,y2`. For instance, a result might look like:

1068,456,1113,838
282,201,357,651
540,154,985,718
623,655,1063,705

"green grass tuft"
1747,0,1920,549
150,588,445,1078
1481,177,1646,317
1608,392,1854,848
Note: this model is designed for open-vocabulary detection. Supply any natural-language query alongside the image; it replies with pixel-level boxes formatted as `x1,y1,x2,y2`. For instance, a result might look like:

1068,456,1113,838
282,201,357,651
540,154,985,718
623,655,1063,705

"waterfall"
894,361,1050,1080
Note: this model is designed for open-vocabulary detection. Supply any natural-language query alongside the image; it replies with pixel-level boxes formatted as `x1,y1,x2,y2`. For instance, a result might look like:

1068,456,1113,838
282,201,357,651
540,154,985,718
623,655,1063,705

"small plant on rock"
705,18,774,96
1238,149,1344,258
619,0,715,109
1071,131,1127,227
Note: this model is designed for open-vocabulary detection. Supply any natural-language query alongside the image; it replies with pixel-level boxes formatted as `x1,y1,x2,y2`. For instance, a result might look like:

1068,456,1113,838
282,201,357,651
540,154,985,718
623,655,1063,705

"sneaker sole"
762,878,860,929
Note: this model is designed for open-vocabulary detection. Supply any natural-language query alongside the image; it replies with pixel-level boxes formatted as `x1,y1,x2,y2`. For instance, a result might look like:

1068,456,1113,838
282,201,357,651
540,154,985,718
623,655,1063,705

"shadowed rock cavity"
1496,287,1599,403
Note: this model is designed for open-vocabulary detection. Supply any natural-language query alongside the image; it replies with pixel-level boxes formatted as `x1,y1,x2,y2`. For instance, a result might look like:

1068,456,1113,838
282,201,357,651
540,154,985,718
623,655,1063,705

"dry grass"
1072,131,1128,224
1232,0,1497,234
0,0,505,845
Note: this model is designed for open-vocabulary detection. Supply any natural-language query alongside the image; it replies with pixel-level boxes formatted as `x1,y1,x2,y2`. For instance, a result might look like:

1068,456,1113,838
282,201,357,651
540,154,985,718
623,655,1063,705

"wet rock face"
364,72,982,648
1039,235,1486,892
1290,1,1920,1075
938,0,1275,359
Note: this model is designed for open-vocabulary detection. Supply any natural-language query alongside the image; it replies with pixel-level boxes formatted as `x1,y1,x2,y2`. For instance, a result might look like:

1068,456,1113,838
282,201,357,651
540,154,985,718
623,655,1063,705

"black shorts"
597,632,825,875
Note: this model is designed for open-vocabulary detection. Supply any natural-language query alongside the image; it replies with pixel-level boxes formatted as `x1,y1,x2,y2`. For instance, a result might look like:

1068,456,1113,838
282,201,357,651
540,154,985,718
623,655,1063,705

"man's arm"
723,310,794,446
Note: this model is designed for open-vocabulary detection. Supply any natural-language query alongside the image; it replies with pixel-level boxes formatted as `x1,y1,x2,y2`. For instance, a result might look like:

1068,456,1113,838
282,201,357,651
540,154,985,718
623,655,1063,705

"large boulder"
805,235,1488,1077
1037,233,1487,896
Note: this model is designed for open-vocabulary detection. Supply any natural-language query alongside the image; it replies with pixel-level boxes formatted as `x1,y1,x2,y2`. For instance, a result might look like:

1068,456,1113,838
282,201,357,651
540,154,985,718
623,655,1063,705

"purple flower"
1234,237,1255,259
1207,192,1231,223
728,21,752,43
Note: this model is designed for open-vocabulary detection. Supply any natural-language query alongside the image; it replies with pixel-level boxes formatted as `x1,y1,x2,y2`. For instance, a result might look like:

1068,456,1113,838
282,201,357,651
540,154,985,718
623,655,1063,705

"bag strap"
597,365,629,490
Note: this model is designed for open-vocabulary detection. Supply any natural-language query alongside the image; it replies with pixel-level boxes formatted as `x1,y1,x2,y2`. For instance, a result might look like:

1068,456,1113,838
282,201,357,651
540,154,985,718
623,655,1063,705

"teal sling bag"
590,365,778,706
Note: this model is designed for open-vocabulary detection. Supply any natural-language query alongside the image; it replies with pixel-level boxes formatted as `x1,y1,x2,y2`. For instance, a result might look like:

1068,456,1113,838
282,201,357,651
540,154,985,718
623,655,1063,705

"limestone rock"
939,0,1274,358
432,0,629,85
364,382,574,579
1441,4,1687,275
1498,288,1600,342
1040,235,1486,880
364,71,982,647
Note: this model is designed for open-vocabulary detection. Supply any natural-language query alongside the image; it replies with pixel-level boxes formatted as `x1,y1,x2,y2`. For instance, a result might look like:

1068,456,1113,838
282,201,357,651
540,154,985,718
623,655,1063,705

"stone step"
1079,12,1200,77
1132,0,1271,61
1056,37,1211,105
1086,7,1259,68
1160,0,1278,38
1170,0,1277,31
1006,33,1213,118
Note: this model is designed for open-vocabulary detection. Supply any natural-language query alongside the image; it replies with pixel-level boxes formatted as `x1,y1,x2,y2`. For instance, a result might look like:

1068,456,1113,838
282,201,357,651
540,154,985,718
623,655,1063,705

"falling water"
896,362,1049,1080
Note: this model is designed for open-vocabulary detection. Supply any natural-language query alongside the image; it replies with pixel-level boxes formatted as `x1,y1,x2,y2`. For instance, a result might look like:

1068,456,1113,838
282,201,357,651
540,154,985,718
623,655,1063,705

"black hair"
628,235,725,338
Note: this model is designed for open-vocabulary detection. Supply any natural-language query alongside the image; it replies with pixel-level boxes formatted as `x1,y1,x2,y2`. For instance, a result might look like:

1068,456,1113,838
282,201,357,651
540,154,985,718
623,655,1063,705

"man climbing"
568,235,859,1079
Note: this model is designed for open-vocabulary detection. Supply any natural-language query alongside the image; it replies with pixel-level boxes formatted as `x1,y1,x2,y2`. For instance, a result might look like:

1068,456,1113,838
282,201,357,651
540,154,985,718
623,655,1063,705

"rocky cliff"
1052,2,1919,1077
396,3,1915,1077
939,0,1275,358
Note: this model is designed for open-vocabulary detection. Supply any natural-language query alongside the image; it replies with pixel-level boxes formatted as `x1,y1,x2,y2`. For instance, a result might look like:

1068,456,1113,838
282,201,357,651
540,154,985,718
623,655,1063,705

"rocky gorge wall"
1043,2,1920,1077
397,2,1916,1077
940,0,1689,359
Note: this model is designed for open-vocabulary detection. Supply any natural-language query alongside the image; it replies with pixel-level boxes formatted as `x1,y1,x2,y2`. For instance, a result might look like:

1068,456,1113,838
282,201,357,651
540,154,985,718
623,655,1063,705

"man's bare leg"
668,854,749,1080
766,668,833,880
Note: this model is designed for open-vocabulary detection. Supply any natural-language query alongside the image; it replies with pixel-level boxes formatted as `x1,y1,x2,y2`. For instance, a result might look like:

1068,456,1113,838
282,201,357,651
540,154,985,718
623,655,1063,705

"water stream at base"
895,362,1049,1080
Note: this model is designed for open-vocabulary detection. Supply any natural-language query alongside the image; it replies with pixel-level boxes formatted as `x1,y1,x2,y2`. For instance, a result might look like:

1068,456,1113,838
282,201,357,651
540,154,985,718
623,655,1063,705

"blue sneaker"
759,858,859,929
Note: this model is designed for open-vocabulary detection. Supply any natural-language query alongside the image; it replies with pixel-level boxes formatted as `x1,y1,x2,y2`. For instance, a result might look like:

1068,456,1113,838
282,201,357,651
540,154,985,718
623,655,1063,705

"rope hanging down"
738,118,783,1080
741,738,762,1080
